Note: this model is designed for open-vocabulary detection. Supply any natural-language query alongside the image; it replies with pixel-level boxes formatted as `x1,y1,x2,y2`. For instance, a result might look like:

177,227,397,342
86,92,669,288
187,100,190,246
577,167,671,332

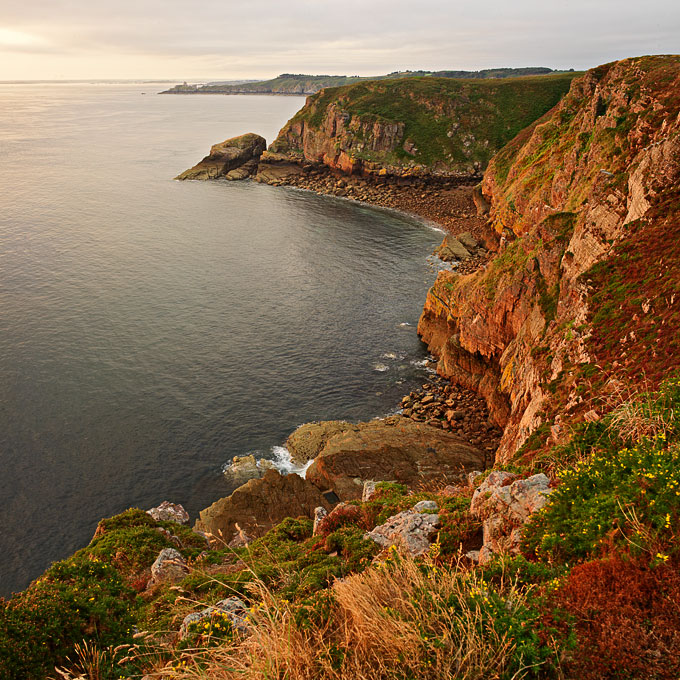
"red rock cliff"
418,56,680,462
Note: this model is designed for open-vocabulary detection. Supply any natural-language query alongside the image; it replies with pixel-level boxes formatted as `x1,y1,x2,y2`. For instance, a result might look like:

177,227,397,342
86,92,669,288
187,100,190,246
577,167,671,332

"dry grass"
605,376,676,443
153,557,545,680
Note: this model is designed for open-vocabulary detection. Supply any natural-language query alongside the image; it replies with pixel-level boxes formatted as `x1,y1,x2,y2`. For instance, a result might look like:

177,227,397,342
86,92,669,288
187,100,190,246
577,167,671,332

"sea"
0,82,443,595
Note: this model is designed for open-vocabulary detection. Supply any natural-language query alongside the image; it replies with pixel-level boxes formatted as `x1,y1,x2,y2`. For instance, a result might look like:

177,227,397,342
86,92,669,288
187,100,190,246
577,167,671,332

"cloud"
0,0,678,79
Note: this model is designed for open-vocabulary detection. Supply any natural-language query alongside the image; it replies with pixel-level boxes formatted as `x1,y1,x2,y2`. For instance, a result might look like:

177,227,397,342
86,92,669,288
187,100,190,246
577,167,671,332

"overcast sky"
1,0,678,81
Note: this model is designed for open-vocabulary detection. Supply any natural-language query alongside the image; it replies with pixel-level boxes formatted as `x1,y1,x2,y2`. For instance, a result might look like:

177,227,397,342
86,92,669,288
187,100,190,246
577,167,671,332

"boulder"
147,501,190,525
456,232,479,250
148,548,189,586
223,454,275,486
195,469,333,547
176,133,266,181
366,502,440,556
470,471,553,564
305,416,485,501
434,235,471,262
179,596,249,639
285,420,352,465
312,506,328,536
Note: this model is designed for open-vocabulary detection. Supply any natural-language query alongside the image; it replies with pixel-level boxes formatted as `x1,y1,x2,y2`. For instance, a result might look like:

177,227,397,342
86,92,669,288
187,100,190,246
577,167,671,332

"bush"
0,556,137,679
549,553,680,679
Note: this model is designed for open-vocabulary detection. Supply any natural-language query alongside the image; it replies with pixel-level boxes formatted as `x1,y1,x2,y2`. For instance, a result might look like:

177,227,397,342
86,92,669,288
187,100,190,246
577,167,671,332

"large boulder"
434,234,471,262
470,471,553,564
147,501,190,525
195,469,332,547
366,501,440,556
179,596,249,639
305,416,485,500
148,548,189,587
176,133,266,181
285,420,353,465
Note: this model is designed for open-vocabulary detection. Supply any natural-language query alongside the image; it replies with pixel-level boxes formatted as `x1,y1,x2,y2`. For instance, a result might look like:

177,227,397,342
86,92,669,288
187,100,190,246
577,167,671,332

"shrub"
0,556,137,679
549,553,680,679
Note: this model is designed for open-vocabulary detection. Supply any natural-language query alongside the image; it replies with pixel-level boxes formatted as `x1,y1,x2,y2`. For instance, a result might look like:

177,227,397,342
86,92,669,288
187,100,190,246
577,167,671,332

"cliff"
3,55,680,680
418,55,680,461
264,74,576,177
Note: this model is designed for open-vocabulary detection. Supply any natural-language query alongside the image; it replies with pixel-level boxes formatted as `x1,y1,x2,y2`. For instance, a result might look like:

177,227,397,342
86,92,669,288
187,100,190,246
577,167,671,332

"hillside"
161,74,364,95
161,68,567,96
3,56,680,680
266,74,576,176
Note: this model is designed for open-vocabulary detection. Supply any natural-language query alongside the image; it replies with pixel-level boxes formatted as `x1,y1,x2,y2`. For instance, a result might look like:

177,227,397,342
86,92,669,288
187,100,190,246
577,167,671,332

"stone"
147,501,190,525
227,523,252,548
362,480,379,502
413,500,438,513
195,469,332,547
285,420,353,465
223,454,273,486
366,507,440,556
470,472,553,564
304,416,485,501
456,232,479,250
149,548,189,586
468,470,483,486
176,133,266,181
312,506,328,536
179,597,249,639
434,235,471,262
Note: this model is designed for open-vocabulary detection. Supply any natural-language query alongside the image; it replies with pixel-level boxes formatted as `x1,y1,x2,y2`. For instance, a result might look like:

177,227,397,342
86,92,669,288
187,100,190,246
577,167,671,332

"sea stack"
176,132,266,181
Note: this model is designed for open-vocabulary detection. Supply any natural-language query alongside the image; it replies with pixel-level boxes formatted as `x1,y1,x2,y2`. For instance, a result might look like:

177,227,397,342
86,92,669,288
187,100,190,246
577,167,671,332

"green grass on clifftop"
279,73,576,171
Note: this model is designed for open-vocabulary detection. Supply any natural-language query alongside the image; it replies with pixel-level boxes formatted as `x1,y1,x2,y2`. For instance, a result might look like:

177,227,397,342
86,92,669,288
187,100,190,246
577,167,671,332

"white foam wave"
373,363,390,372
380,351,401,360
270,445,314,478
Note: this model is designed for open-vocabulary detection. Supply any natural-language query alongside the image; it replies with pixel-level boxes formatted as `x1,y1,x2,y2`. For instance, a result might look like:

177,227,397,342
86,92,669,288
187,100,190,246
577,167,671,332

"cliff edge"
262,74,576,178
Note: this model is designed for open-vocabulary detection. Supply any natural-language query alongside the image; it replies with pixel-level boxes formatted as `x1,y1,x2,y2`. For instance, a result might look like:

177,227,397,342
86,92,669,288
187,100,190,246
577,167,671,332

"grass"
153,557,560,680
273,74,575,171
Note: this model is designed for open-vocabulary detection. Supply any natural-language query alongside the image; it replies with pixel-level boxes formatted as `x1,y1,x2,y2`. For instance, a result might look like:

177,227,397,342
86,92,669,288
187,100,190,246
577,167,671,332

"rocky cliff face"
418,55,680,462
265,75,575,178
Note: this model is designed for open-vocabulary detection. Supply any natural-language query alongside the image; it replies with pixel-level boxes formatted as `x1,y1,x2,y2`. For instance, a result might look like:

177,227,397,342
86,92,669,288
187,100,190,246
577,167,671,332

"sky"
0,0,678,81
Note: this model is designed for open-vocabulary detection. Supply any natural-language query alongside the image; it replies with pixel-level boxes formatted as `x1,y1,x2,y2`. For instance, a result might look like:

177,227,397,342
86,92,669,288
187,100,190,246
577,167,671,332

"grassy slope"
276,74,577,170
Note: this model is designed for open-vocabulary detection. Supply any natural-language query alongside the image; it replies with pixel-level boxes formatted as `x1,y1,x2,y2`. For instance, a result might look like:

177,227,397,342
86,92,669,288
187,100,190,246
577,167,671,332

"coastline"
251,170,503,467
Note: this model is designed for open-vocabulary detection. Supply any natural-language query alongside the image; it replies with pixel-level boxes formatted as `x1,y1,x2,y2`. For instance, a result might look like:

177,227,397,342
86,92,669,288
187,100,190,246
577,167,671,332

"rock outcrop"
148,548,189,587
195,469,332,547
470,472,552,564
179,597,249,639
176,133,266,181
418,55,680,461
285,420,352,466
304,416,485,500
366,500,440,556
147,501,190,525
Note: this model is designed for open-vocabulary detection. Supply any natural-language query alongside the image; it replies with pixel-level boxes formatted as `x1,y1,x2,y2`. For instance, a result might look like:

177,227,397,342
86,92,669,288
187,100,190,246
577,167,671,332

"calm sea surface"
0,83,441,595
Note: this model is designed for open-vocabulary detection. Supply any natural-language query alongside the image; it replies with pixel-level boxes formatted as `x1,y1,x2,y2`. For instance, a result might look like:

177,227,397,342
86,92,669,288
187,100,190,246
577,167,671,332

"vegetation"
161,68,569,96
272,73,576,171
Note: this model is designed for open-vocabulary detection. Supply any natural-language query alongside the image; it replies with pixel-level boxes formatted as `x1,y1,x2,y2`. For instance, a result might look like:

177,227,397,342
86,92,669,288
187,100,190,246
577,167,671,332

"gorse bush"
0,556,137,679
523,374,680,562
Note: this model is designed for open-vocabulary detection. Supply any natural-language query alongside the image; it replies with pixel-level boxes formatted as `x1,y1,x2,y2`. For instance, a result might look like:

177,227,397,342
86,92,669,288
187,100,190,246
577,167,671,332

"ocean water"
0,83,441,595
